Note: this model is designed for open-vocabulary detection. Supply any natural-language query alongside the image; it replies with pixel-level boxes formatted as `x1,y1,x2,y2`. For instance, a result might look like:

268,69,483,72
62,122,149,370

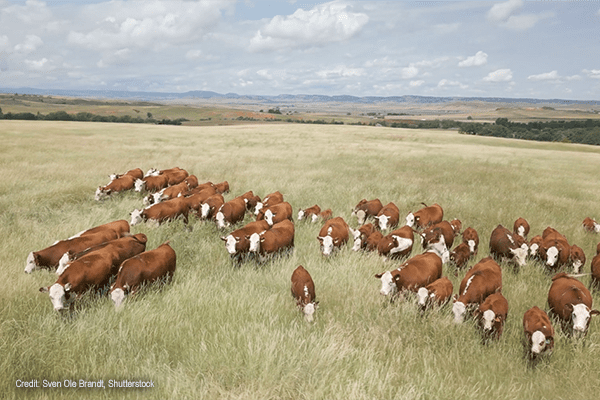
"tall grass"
2,120,600,400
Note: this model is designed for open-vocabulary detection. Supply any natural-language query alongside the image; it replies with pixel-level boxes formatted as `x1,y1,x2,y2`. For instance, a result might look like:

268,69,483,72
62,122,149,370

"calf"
298,205,321,222
539,227,571,270
221,220,271,261
528,235,543,260
130,196,190,226
254,191,284,215
257,201,293,226
462,227,479,255
513,217,530,240
416,276,453,310
474,292,509,340
450,242,471,269
316,209,333,222
374,202,400,231
375,251,443,299
489,224,527,268
317,217,350,256
95,174,136,201
453,257,502,323
39,234,147,312
351,198,383,225
377,225,414,260
350,223,377,251
547,272,599,336
570,244,586,274
405,203,443,230
249,219,295,260
199,193,225,220
582,217,600,233
291,265,318,323
145,180,191,205
523,306,555,359
110,242,176,308
215,197,247,229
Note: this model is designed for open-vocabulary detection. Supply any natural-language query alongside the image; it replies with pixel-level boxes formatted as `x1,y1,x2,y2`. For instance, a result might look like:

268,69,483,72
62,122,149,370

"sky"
0,0,599,100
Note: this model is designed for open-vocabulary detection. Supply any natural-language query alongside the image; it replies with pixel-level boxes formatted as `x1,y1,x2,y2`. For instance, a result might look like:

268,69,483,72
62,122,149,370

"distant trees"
0,110,187,125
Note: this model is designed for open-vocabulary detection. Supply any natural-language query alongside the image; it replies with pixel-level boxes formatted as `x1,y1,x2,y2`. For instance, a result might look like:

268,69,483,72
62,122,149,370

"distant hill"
1,87,599,106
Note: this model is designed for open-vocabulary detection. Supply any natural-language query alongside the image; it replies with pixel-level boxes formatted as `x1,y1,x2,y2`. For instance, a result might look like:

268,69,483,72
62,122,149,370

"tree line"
0,108,188,125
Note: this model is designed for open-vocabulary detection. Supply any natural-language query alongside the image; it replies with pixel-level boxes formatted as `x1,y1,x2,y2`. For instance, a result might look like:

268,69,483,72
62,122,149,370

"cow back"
291,265,315,305
457,257,502,305
547,273,593,321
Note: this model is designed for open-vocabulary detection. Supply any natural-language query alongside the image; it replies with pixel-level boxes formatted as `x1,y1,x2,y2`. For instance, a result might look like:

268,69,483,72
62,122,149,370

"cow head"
221,234,250,255
405,212,415,227
529,242,539,258
254,202,264,216
300,302,318,323
510,246,527,267
424,232,450,263
130,209,144,226
264,209,276,226
110,285,130,309
144,168,159,177
478,309,503,334
40,283,71,312
95,187,110,201
374,271,398,297
215,211,227,229
248,232,263,253
452,298,467,323
56,252,72,275
567,303,600,336
530,330,554,357
24,251,38,273
417,287,431,309
297,209,306,221
200,203,211,219
134,179,145,192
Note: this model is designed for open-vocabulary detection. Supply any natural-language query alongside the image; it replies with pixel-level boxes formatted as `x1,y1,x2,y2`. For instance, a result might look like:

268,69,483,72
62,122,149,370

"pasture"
2,120,600,400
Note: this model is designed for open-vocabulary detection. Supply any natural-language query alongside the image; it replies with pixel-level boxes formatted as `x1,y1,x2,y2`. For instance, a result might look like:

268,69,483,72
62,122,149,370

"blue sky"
0,0,599,99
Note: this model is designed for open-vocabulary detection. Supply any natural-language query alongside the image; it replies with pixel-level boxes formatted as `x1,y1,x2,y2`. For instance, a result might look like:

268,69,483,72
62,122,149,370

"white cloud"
438,79,468,89
25,57,53,71
409,80,424,88
401,65,419,79
249,1,369,52
483,69,513,82
1,0,53,25
583,69,600,79
458,51,488,67
487,0,523,23
486,0,551,31
0,35,9,51
527,70,560,81
14,35,43,53
317,66,364,78
185,49,203,60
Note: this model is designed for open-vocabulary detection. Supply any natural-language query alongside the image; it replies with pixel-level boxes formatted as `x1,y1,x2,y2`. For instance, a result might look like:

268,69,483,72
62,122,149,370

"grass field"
2,120,600,400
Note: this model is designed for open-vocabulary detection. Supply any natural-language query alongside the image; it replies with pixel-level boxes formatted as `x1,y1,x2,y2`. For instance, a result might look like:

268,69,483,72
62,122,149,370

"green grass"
2,120,600,400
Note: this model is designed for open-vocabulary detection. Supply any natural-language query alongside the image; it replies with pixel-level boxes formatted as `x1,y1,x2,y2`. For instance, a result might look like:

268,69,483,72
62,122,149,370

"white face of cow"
572,259,583,274
467,240,476,254
249,233,261,253
254,202,264,215
311,214,319,223
319,235,335,256
351,237,363,252
130,209,144,226
303,303,315,323
223,235,238,255
426,236,450,264
595,222,600,233
56,252,71,275
405,212,415,227
111,288,126,308
95,187,107,201
545,246,559,267
215,211,227,229
377,215,390,231
355,210,366,225
571,303,591,335
453,301,467,323
46,283,68,311
482,309,496,331
531,330,548,355
25,252,37,273
134,179,145,192
417,287,430,307
144,168,159,177
377,271,398,297
264,209,275,226
529,243,539,257
200,203,211,219
510,246,527,267
297,210,305,221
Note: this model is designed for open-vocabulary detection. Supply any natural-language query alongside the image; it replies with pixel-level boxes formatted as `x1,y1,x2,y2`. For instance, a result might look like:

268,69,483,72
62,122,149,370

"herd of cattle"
26,166,600,360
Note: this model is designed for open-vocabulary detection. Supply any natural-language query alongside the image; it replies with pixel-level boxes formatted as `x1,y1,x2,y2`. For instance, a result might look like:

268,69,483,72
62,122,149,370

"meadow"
1,120,600,400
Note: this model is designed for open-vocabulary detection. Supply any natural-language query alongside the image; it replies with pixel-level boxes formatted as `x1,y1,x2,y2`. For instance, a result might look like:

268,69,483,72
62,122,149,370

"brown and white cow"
25,220,130,273
109,168,144,182
523,306,555,359
130,196,190,226
199,193,225,220
95,174,137,201
421,221,457,250
592,246,600,290
297,205,321,222
291,265,318,323
375,251,443,299
257,201,293,226
254,191,284,215
317,217,350,256
513,217,530,241
249,219,295,260
221,220,271,261
416,276,453,310
528,235,543,260
570,244,586,274
215,196,247,229
135,173,170,193
183,186,218,212
539,227,571,270
351,198,383,225
449,242,471,269
547,272,599,336
376,225,414,260
316,209,333,222
365,231,384,252
374,202,400,231
453,257,502,323
39,234,147,312
418,225,451,263
462,227,479,255
582,217,600,233
181,181,215,197
405,203,443,230
160,167,189,186
473,292,509,340
489,224,527,268
145,180,191,205
214,181,230,194
110,241,176,308
350,223,377,251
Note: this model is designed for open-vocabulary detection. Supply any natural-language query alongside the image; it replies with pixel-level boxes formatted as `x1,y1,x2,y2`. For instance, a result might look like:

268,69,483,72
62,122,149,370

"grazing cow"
489,225,527,268
109,168,144,182
135,174,170,193
523,306,555,359
592,247,600,290
145,180,191,205
257,202,293,226
39,234,147,312
291,265,318,323
416,276,453,310
570,244,586,274
298,205,321,222
513,217,530,240
315,209,333,222
181,181,215,197
582,217,600,233
377,225,414,260
422,221,456,250
449,219,462,235
254,191,284,215
215,197,247,229
317,217,350,256
450,242,471,269
214,181,230,194
246,195,261,212
95,174,137,201
365,231,384,252
25,220,130,273
110,241,176,308
221,220,271,260
539,227,571,270
183,186,218,212
375,251,443,299
238,191,257,211
405,203,443,230
351,198,383,225
350,223,376,251
462,227,479,255
375,202,400,231
418,225,450,263
184,175,199,189
453,257,502,323
130,196,190,226
547,272,599,336
474,292,509,340
249,219,295,260
160,167,189,186
199,193,225,220
528,235,543,260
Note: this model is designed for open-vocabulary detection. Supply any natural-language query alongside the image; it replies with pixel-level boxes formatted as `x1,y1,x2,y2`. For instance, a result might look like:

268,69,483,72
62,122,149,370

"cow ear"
39,287,49,293
374,273,383,279
452,294,458,302
591,309,600,316
64,283,72,292
565,303,574,314
220,236,227,241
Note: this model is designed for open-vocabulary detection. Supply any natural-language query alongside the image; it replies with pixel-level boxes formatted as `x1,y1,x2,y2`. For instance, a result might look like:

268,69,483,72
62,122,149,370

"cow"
349,223,377,251
405,203,443,230
317,217,349,257
547,272,599,336
159,167,189,186
473,292,509,340
257,202,293,226
365,231,384,252
351,198,383,225
539,227,571,271
453,257,502,323
449,242,471,269
570,244,586,274
421,221,456,250
183,186,218,212
377,225,414,260
592,247,600,290
134,173,170,193
95,174,137,201
418,225,450,263
583,217,600,233
375,251,443,300
238,191,257,211
416,276,453,310
184,175,199,189
221,220,271,261
109,167,143,182
214,181,230,194
199,193,225,220
144,180,191,205
513,217,530,240
25,220,130,273
374,202,400,231
110,241,176,308
523,306,555,360
130,196,190,226
215,197,247,229
39,234,147,312
249,219,295,260
181,181,215,197
528,235,543,260
449,219,462,236
298,205,321,222
254,191,284,215
462,227,479,255
291,265,318,323
489,224,527,268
